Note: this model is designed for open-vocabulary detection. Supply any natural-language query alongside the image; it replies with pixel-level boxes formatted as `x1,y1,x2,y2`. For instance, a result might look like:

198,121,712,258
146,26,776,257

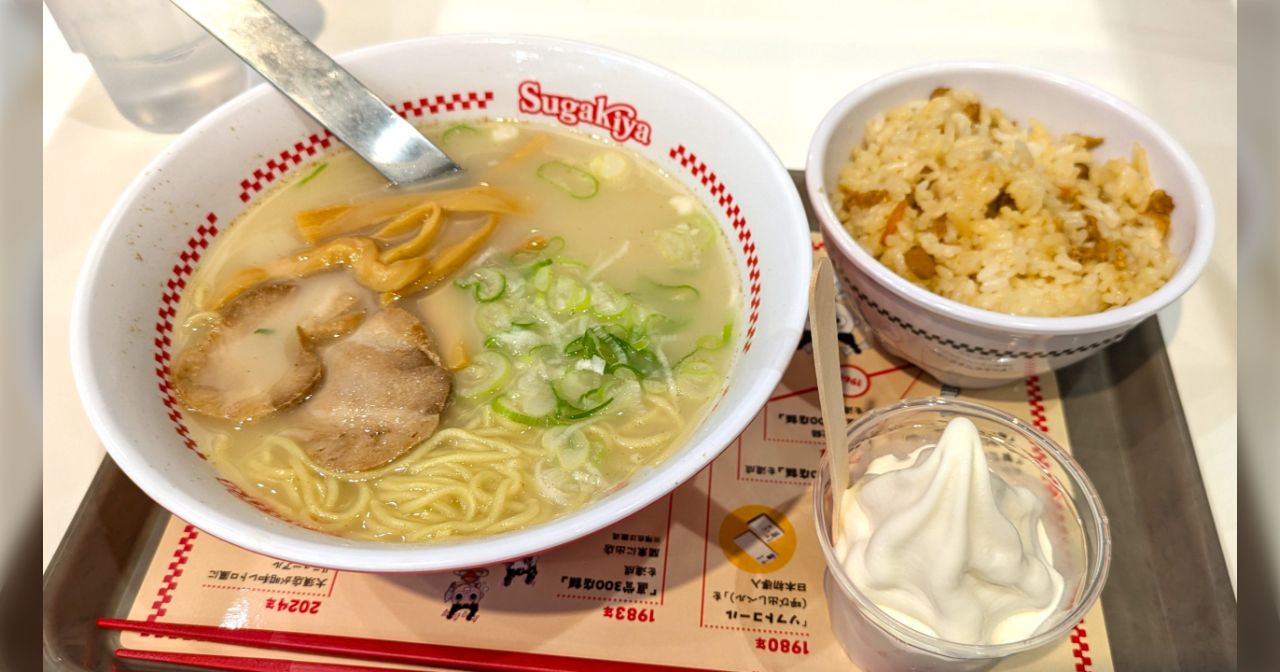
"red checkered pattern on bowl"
668,144,761,353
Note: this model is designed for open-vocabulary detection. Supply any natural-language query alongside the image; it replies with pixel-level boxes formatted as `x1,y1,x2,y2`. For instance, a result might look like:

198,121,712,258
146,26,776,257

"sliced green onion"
485,329,544,356
513,374,559,415
675,359,722,398
587,151,632,183
553,369,604,406
529,343,562,360
456,245,726,445
645,280,701,303
532,264,554,292
603,376,642,412
495,389,611,427
455,267,507,302
253,327,274,335
696,322,734,350
547,275,590,315
473,268,507,302
557,431,591,470
553,258,588,273
680,214,719,249
537,161,599,199
563,331,596,360
640,312,686,335
654,225,700,270
603,331,660,377
442,124,480,143
677,321,736,366
542,426,592,470
589,282,631,319
563,327,661,379
591,329,627,366
296,162,329,187
560,396,613,421
456,351,511,399
493,397,558,427
475,303,513,334
541,237,566,257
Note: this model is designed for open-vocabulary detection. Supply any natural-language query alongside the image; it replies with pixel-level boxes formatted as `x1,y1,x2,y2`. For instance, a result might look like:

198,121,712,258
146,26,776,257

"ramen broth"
174,121,741,542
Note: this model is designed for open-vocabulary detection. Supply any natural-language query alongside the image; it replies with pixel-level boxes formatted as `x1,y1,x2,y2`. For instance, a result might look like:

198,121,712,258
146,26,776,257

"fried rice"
834,87,1177,317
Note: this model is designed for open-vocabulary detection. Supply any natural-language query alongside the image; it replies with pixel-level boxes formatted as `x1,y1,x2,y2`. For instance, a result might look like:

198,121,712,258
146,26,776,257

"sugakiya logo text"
517,81,652,145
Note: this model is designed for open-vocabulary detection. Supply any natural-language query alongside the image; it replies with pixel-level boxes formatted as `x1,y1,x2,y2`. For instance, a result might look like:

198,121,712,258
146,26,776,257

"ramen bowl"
806,62,1214,388
70,35,810,572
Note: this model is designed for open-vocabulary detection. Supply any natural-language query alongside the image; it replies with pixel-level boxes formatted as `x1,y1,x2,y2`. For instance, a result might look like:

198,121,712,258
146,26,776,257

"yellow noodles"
210,395,683,542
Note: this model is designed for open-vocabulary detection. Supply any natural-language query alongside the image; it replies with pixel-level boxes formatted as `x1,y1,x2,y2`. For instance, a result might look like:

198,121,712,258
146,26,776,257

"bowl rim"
69,33,810,572
805,60,1216,335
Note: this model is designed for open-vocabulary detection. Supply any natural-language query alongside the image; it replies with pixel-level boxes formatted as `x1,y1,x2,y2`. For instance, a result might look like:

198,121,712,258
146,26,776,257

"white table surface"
42,0,1238,592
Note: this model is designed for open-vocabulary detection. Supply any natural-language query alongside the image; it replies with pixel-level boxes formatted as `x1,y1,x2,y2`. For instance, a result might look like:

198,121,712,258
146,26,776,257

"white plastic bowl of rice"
806,62,1213,388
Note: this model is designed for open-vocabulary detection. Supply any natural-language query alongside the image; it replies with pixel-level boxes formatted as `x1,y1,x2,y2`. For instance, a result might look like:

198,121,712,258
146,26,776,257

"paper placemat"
122,244,1112,671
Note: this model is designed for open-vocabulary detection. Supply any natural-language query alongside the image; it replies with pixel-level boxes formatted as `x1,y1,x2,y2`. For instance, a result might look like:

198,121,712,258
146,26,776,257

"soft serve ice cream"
832,417,1065,646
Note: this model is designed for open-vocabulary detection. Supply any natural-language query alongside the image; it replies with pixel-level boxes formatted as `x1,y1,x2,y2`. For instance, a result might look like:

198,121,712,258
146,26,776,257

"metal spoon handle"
171,0,460,186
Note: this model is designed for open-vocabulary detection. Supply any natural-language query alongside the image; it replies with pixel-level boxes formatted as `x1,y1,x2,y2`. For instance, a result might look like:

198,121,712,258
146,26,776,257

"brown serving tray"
42,172,1236,671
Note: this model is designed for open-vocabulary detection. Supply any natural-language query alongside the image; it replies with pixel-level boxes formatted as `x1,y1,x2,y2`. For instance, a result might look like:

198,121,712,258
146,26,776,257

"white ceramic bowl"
806,62,1214,388
70,35,810,571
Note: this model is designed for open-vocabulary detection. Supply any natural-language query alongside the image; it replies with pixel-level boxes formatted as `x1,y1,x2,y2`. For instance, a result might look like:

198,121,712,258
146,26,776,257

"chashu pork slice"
292,305,452,471
171,279,367,422
172,283,324,421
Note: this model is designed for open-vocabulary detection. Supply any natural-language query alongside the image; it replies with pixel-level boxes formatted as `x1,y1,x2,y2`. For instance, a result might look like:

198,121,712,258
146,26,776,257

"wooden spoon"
808,257,849,534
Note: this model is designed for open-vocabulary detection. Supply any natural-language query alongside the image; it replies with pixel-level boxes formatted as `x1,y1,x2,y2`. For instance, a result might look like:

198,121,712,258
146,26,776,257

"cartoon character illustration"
443,568,489,621
797,297,863,356
502,556,538,586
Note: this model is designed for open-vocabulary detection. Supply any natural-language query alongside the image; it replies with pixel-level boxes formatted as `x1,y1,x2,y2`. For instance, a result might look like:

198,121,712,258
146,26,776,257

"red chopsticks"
114,649,400,671
99,618,721,672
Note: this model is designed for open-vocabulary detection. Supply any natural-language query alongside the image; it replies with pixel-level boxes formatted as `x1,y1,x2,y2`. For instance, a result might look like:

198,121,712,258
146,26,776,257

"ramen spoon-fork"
172,0,462,188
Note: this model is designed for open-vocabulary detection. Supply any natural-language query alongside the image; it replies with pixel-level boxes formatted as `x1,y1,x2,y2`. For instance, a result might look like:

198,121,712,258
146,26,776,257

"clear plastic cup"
48,0,326,133
47,0,248,132
814,397,1110,671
